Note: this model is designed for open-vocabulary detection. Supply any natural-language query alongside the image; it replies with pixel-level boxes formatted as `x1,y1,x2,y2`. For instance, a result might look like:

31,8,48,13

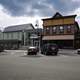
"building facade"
42,12,79,49
0,24,38,49
0,24,43,49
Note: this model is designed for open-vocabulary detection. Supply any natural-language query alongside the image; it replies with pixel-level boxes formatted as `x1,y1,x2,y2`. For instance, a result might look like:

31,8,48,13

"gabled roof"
52,12,63,18
42,12,76,20
3,23,34,32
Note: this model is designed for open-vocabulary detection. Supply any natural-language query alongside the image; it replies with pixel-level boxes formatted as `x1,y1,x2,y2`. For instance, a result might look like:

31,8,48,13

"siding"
43,17,75,27
2,31,22,40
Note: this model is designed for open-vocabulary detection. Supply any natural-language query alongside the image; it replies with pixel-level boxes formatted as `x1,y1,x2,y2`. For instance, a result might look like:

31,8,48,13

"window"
7,33,9,39
46,27,50,34
16,32,19,39
59,26,64,33
11,33,13,39
52,27,56,34
67,25,71,32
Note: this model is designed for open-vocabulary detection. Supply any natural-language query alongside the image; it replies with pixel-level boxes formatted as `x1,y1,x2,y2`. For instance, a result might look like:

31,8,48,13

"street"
0,50,80,80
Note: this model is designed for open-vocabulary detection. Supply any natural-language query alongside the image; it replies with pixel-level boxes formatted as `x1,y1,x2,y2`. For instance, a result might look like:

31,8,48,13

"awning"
30,36,39,39
30,34,39,39
42,35,74,40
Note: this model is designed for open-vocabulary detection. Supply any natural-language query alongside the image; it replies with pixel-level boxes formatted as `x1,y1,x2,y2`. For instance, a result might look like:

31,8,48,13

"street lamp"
35,20,41,53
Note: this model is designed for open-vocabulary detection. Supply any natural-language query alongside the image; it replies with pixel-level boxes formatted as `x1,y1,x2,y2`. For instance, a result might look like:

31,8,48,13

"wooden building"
0,24,43,49
0,24,35,49
42,12,79,49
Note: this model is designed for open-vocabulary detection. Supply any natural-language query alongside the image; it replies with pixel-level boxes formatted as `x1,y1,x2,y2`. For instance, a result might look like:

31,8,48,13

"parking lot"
0,49,80,80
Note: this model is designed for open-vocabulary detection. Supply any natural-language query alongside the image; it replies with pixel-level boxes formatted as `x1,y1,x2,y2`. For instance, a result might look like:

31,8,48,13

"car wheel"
41,51,44,54
34,52,37,55
77,51,80,54
27,53,29,55
45,51,49,55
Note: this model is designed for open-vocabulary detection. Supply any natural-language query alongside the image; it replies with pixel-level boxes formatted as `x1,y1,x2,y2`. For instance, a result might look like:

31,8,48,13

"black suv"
41,43,59,55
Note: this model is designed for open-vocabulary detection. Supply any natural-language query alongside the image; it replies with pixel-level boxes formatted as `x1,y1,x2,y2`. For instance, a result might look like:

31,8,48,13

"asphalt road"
0,50,80,80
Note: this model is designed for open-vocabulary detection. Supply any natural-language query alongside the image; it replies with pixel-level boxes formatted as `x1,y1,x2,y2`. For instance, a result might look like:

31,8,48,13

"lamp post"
35,20,41,53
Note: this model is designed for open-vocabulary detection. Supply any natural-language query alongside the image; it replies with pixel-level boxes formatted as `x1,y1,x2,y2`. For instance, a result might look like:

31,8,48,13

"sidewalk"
59,49,78,56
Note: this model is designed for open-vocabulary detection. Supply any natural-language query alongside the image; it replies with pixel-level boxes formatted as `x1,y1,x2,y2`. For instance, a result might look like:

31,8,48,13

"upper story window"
45,27,50,34
59,26,64,33
67,25,71,32
52,26,56,34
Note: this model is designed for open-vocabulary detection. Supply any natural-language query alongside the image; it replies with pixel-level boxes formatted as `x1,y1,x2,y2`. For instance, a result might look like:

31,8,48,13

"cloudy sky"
0,0,80,30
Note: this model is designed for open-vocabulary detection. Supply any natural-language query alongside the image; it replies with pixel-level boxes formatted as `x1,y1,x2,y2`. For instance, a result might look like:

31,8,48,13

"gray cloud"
0,0,80,17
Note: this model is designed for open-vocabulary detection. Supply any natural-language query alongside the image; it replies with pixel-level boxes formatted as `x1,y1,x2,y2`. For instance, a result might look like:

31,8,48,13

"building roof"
52,12,63,18
42,12,76,21
3,23,34,32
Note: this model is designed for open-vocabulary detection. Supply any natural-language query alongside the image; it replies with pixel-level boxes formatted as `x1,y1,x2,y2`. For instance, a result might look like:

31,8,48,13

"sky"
0,0,80,30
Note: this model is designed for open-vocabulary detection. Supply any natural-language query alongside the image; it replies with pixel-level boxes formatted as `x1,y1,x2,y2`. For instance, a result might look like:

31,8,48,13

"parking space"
0,49,78,57
58,49,78,56
0,49,80,80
